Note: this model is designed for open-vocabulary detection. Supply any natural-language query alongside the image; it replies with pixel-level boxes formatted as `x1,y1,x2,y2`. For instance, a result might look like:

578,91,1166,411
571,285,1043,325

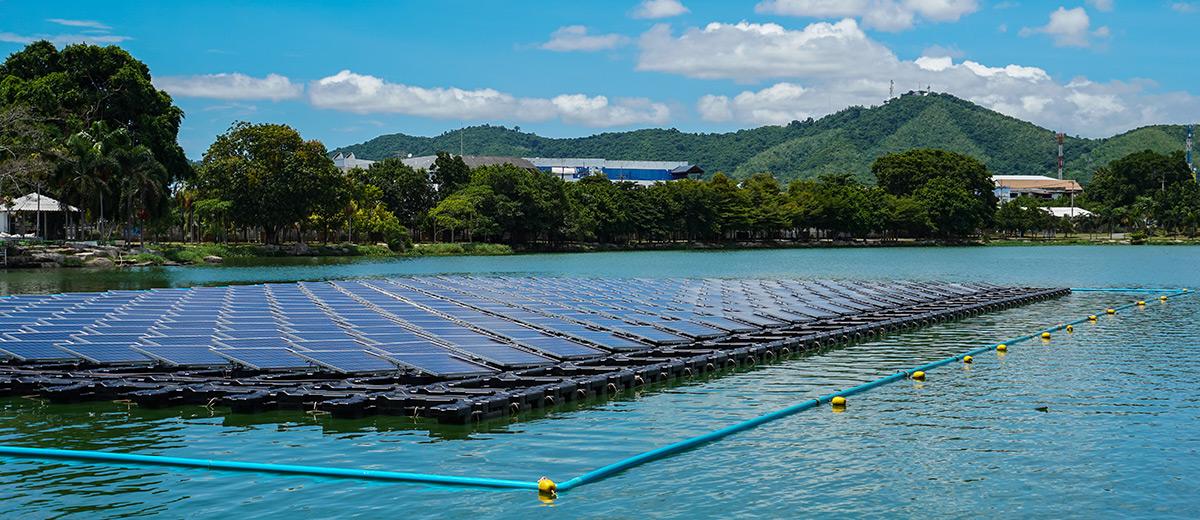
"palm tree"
113,144,165,245
55,128,118,239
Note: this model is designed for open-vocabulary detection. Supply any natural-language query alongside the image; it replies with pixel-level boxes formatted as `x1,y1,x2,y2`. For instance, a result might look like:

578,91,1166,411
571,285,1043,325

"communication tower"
1188,124,1195,182
1057,132,1064,180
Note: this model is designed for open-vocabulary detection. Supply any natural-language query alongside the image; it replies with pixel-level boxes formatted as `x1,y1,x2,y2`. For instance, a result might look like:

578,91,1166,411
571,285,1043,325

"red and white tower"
1056,132,1064,180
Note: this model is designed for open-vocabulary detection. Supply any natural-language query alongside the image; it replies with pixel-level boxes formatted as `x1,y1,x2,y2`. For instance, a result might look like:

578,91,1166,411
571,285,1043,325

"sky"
3,0,1199,160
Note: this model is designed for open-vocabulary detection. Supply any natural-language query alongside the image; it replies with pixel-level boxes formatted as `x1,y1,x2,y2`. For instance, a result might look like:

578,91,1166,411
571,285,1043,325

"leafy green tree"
913,177,986,237
1085,150,1192,209
428,185,497,242
355,158,434,231
54,121,123,238
432,152,470,199
196,121,343,244
708,173,751,238
0,41,188,182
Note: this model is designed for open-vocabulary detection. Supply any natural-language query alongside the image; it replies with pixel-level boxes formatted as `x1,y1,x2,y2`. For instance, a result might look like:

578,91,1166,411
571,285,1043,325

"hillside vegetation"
332,93,1192,186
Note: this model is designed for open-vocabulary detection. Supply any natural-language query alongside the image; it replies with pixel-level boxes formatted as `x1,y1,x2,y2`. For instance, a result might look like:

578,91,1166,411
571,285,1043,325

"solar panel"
132,345,230,367
295,350,398,374
0,340,79,362
451,345,552,367
517,336,604,359
58,343,152,364
215,348,310,370
214,337,295,349
383,353,496,377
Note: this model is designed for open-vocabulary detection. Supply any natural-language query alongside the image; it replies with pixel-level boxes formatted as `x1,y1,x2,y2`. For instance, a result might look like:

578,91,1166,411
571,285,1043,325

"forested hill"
331,93,1190,185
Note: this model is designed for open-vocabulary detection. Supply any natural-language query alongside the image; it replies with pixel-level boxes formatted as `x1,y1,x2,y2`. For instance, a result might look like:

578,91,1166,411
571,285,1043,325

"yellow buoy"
1137,301,1145,306
911,371,926,380
963,355,973,363
1106,309,1116,315
538,477,557,494
996,344,1008,352
1160,295,1168,301
1041,332,1052,340
831,396,847,407
1066,325,1073,333
1088,315,1097,321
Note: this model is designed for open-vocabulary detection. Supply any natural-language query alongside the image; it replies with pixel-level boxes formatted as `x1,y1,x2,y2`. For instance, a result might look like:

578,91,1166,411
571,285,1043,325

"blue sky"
3,0,1199,159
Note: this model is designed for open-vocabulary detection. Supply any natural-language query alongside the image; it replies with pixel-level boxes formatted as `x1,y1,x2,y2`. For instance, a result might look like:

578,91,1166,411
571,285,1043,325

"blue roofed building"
525,158,703,185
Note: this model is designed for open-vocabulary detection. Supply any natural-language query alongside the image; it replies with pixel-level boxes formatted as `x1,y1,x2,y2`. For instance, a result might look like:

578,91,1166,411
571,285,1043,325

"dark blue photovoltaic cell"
451,345,552,367
132,345,230,367
215,337,294,349
3,331,77,342
516,336,603,359
383,353,496,377
141,335,217,346
0,340,79,361
295,350,397,374
59,343,152,364
215,348,310,370
369,341,452,355
612,325,688,345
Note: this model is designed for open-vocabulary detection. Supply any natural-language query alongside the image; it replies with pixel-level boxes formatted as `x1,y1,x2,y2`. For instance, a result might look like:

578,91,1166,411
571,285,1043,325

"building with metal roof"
992,175,1083,203
401,155,539,172
526,158,703,184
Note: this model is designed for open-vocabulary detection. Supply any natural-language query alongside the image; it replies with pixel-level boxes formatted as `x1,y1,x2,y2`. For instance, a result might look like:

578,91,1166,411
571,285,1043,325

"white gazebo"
0,193,80,237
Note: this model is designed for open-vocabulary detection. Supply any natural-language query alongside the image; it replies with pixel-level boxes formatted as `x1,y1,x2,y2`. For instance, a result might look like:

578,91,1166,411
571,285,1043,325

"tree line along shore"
2,41,1198,270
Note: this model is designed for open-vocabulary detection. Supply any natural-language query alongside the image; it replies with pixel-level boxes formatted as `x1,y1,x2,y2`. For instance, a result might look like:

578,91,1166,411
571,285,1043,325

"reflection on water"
2,245,1198,296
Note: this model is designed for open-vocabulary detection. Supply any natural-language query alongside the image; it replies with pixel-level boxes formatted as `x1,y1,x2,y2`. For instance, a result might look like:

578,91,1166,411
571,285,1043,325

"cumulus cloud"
755,0,979,31
154,73,304,101
631,0,690,19
308,70,669,127
637,20,897,81
1086,0,1114,11
1019,7,1107,48
540,25,630,52
646,17,1190,136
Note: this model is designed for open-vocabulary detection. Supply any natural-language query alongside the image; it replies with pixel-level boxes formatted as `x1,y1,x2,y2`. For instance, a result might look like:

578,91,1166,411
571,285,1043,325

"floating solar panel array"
0,277,1001,378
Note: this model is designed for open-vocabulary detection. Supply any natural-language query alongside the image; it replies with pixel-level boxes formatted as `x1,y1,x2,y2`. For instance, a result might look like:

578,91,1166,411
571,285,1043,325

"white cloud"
755,0,979,31
643,17,1188,136
698,83,816,125
1086,0,1114,12
1173,2,1200,13
1019,7,1106,48
540,25,630,52
637,20,897,81
631,0,690,19
553,94,671,126
308,70,670,127
46,18,112,30
154,73,304,101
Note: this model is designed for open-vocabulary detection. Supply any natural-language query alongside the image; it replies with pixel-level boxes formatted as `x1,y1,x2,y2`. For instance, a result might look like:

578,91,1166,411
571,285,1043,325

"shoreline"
3,235,1198,270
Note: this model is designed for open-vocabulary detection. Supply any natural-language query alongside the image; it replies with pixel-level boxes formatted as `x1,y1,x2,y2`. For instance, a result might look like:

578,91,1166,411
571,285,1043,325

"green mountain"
332,93,1191,186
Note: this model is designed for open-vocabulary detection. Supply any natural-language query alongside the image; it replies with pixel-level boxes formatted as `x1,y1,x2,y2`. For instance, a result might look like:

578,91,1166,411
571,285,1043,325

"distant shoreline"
4,236,1197,270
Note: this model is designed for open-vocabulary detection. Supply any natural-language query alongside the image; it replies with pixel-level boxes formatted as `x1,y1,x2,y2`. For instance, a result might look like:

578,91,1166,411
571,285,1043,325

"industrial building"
992,175,1083,203
526,158,703,185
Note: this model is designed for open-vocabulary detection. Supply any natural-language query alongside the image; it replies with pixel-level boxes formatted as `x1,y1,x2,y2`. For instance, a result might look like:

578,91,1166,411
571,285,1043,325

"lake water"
1,246,1197,518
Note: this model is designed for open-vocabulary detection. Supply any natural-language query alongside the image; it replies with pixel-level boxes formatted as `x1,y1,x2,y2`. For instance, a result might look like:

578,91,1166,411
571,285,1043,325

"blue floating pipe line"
0,289,1190,493
0,445,538,490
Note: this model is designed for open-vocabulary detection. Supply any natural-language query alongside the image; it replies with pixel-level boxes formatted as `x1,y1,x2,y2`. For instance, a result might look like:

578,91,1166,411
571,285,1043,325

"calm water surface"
0,246,1197,518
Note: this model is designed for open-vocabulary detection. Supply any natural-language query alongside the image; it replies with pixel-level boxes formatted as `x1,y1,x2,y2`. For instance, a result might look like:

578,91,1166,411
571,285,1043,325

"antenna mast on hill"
460,122,464,156
1057,132,1065,180
889,80,894,100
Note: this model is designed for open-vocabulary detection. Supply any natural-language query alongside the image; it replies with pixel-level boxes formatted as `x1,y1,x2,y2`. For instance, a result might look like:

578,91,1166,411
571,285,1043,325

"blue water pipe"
0,288,1189,493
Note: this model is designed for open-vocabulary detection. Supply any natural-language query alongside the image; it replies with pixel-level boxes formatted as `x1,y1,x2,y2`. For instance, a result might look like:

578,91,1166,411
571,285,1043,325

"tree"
0,41,188,183
1085,150,1192,209
355,158,434,231
196,121,343,244
914,177,986,237
431,151,470,199
0,104,53,196
872,149,997,232
54,121,123,239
